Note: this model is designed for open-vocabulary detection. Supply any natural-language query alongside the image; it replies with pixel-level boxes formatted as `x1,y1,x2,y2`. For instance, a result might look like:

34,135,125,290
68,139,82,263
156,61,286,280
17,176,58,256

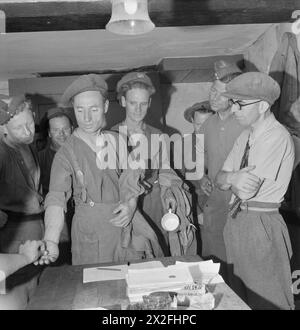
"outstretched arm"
0,240,44,278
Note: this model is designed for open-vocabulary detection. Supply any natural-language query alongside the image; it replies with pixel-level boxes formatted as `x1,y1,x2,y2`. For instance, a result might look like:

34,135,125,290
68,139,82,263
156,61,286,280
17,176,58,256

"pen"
96,267,122,271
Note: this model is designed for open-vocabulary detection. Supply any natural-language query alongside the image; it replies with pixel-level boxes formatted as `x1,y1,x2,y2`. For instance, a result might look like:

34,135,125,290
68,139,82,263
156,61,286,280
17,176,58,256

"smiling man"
38,107,73,197
112,72,195,257
216,72,295,310
199,60,243,278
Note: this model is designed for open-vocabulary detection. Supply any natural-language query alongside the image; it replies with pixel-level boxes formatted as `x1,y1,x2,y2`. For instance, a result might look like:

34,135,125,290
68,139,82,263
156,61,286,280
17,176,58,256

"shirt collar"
249,112,277,145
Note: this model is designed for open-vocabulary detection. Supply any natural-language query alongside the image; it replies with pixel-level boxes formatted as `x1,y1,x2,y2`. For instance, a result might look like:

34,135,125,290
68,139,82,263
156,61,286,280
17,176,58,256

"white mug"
161,209,180,232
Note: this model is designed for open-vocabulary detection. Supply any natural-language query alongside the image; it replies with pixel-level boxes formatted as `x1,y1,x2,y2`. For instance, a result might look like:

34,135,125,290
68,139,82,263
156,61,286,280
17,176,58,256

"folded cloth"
119,167,164,259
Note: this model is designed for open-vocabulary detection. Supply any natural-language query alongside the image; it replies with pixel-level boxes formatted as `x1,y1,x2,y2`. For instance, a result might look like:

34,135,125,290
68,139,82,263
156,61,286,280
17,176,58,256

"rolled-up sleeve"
44,150,73,211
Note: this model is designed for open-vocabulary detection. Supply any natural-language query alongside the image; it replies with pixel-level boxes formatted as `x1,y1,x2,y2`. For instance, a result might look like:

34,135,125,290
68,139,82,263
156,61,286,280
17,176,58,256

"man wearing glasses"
216,72,295,310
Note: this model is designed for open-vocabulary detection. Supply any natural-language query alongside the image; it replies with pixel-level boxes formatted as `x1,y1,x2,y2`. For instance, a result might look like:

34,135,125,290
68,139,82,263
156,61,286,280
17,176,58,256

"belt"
5,210,44,222
239,201,280,212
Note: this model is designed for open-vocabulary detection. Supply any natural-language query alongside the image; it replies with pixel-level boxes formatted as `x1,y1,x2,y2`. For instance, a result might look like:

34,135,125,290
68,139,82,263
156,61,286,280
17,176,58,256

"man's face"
192,111,212,134
73,90,108,134
49,115,72,148
121,87,151,124
209,80,230,112
231,99,261,127
4,105,35,145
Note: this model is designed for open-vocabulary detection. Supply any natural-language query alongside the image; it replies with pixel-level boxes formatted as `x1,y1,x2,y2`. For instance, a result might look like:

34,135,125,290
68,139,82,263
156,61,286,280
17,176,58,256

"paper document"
126,264,194,289
83,260,164,283
176,260,223,284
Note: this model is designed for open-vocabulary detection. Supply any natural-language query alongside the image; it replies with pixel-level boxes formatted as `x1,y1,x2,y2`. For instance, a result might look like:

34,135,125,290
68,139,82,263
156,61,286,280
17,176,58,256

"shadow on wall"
159,83,181,137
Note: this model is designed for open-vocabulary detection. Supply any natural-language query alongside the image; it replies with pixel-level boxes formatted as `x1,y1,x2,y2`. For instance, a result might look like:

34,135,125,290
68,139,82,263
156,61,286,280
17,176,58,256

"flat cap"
214,60,242,81
116,72,155,95
184,101,212,123
61,74,108,106
222,72,281,105
0,94,26,125
47,107,73,123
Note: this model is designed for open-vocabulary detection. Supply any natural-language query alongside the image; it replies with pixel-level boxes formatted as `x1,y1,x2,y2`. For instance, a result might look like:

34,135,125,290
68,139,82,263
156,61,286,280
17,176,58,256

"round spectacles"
230,99,261,110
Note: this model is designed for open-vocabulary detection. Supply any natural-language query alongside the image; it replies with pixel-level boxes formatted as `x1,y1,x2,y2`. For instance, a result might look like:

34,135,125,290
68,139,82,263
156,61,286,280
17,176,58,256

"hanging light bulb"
106,0,155,35
124,0,138,15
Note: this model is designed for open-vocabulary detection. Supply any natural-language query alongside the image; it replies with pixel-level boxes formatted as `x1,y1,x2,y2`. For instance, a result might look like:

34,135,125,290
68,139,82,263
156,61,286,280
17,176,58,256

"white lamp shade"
106,0,155,35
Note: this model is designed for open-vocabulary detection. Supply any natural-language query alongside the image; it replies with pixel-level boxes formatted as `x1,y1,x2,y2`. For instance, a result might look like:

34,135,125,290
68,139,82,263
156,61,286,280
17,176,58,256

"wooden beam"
158,54,244,83
0,0,298,32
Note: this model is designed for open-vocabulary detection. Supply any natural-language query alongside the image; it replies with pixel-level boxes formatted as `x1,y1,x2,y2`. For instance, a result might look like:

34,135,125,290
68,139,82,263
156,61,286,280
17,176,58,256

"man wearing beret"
38,107,73,262
38,107,73,197
38,74,160,266
216,72,295,310
112,72,196,257
182,102,213,226
199,60,243,277
0,95,44,308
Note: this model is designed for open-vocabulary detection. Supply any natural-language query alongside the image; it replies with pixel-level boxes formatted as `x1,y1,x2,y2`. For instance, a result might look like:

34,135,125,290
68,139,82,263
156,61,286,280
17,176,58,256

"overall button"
89,201,95,207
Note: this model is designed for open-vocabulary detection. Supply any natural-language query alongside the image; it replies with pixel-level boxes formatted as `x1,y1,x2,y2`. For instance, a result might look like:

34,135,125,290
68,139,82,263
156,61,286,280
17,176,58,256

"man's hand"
34,240,59,265
229,166,261,197
200,175,214,196
18,240,44,265
162,188,177,213
110,198,137,227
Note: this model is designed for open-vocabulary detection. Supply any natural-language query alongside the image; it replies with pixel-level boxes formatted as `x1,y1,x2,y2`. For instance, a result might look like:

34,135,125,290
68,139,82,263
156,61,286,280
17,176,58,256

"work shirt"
223,113,295,203
45,133,121,210
0,139,43,215
44,130,147,264
203,113,243,181
38,143,56,196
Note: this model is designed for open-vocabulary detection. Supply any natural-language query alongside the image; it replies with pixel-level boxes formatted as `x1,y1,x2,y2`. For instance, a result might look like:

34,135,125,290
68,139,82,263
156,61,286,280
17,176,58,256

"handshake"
19,240,59,266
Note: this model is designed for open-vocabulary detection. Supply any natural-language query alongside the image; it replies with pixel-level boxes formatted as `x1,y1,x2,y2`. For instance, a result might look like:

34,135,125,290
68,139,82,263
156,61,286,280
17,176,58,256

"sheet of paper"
83,264,128,283
126,264,194,289
176,260,224,284
129,260,164,270
83,260,164,283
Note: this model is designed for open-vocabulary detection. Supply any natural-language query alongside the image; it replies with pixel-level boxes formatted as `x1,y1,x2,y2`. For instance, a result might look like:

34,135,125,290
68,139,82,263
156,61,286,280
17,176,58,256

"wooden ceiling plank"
0,0,298,32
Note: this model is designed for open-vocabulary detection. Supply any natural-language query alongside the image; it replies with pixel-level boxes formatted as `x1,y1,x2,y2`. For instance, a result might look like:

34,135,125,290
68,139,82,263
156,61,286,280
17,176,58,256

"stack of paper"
126,264,195,302
83,260,164,283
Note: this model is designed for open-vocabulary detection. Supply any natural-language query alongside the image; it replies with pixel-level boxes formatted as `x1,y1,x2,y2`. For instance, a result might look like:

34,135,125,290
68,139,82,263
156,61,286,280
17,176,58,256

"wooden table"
27,255,250,310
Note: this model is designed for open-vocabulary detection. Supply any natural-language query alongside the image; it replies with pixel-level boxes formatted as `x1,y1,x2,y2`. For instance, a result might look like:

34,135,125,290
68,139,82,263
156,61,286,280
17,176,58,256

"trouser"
0,215,44,309
223,209,294,310
71,202,158,265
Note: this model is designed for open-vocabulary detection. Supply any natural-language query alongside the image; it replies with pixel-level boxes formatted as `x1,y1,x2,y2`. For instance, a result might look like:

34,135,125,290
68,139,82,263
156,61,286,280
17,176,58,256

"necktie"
229,135,250,218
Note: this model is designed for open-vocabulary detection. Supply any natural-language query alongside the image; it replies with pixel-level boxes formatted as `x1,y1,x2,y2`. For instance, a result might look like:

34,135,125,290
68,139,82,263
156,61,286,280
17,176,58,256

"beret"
47,107,72,123
0,94,26,125
214,60,242,81
184,101,212,123
61,74,108,106
116,72,155,95
222,72,281,105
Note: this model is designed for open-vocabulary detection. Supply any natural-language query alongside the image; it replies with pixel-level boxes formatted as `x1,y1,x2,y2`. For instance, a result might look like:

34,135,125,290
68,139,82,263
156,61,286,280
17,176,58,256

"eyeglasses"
230,99,261,110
